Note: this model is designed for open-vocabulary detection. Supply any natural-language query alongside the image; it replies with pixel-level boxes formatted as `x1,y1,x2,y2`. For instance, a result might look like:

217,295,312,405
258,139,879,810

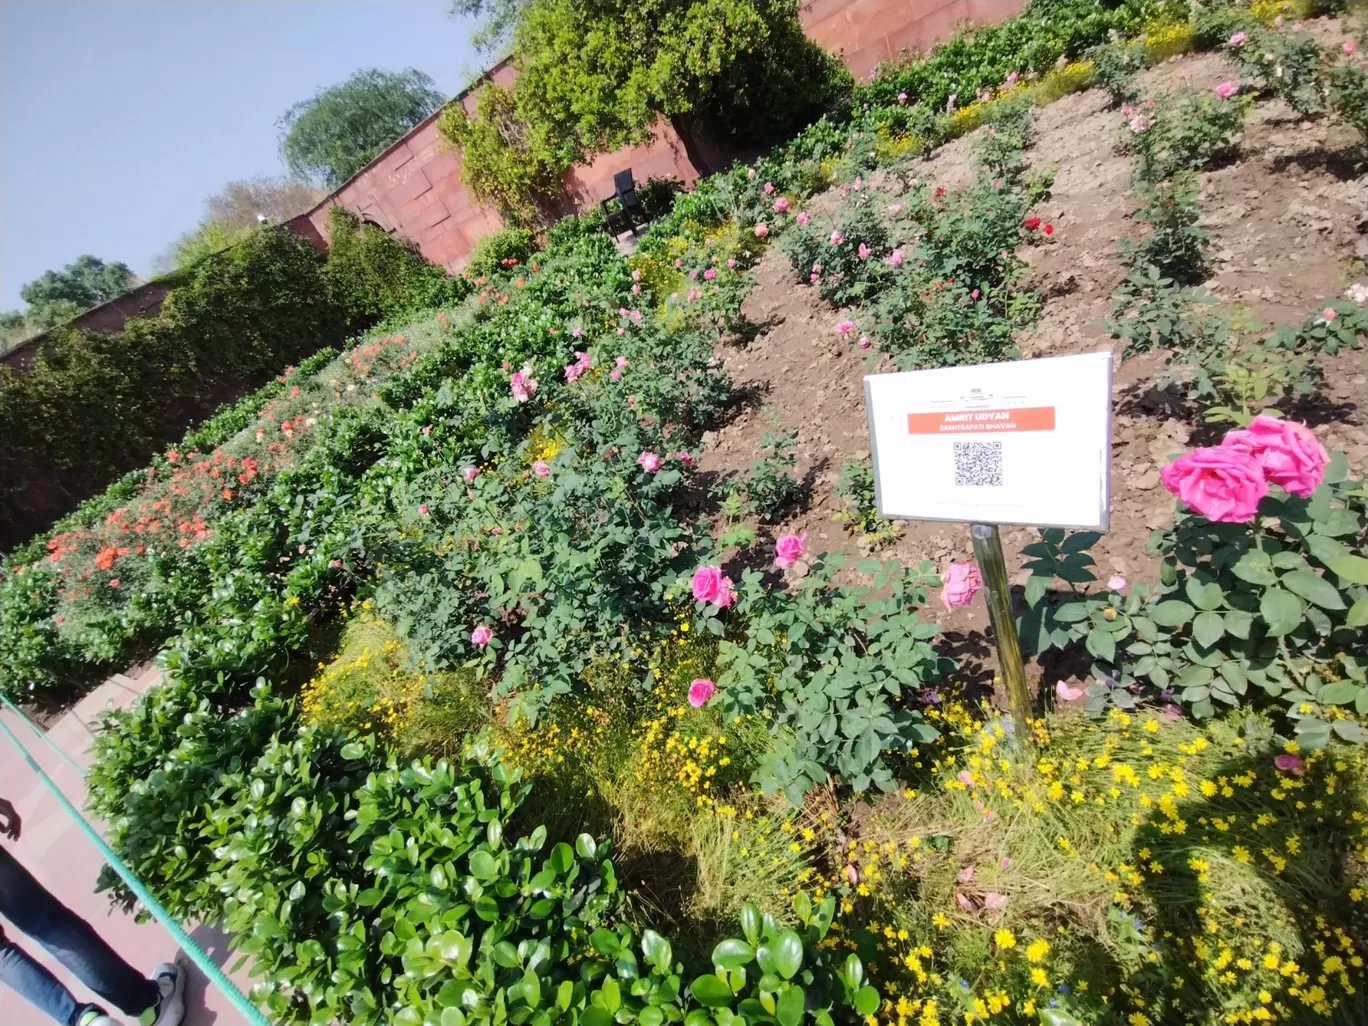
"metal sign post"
970,523,1032,741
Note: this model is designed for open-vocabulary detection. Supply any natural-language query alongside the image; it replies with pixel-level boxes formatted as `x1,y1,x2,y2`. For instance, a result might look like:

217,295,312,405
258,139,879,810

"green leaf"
854,986,880,1017
550,842,574,873
469,850,497,881
1282,569,1345,610
1192,611,1224,648
1152,600,1195,627
1260,588,1302,636
1334,719,1366,742
590,929,621,958
1329,555,1368,585
1085,629,1116,664
739,904,760,946
777,985,806,1026
600,978,621,1014
1318,681,1359,705
712,938,754,971
640,1007,665,1026
774,930,803,980
339,742,365,760
582,1007,613,1026
690,974,735,1007
642,929,673,971
1232,549,1276,585
1348,598,1368,628
1185,578,1223,611
575,833,598,859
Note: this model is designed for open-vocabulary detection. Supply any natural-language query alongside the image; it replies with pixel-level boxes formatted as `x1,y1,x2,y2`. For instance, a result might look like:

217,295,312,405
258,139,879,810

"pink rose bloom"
774,532,807,567
688,678,717,707
853,176,863,191
564,363,582,382
610,369,622,381
1323,306,1337,322
631,269,641,281
630,309,642,322
984,892,1008,910
491,526,501,535
1159,446,1268,521
1274,753,1305,776
727,257,737,268
1229,30,1246,46
631,283,641,293
577,351,592,369
572,325,582,337
471,625,493,646
809,273,820,285
1221,415,1328,498
686,287,701,304
747,167,755,179
888,203,904,215
858,242,871,260
829,230,844,245
796,211,808,225
1056,681,1083,701
418,504,429,515
1215,80,1236,98
612,355,627,368
1006,71,1018,85
835,319,855,335
753,222,769,238
462,466,479,483
897,91,908,102
637,451,661,472
763,182,775,194
618,307,628,317
773,196,790,213
956,893,974,911
677,451,694,465
887,249,903,268
690,269,698,279
1107,575,1127,591
858,337,871,350
704,268,716,280
956,771,974,789
533,460,551,477
692,565,725,603
1346,40,1356,55
941,561,983,610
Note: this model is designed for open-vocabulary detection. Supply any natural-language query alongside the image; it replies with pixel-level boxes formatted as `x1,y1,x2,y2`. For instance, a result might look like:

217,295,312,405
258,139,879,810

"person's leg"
0,848,158,1018
0,927,82,1025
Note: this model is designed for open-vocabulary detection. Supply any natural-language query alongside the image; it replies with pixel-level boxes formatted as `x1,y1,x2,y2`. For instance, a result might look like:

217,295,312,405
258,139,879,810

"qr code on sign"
954,441,1003,487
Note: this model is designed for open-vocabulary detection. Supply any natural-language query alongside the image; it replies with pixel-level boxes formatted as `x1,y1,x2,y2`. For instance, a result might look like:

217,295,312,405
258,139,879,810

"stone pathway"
1,665,252,1025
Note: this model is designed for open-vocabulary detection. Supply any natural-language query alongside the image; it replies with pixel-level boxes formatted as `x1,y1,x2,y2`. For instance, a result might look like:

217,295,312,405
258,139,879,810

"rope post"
970,523,1032,743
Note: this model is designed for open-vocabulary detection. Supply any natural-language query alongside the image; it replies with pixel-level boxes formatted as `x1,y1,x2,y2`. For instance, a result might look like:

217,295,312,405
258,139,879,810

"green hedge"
0,218,465,552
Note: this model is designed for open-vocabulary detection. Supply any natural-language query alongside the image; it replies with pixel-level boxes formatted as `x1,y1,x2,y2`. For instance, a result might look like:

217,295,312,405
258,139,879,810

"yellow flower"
994,928,1016,950
1030,967,1048,986
1026,939,1049,963
932,912,949,929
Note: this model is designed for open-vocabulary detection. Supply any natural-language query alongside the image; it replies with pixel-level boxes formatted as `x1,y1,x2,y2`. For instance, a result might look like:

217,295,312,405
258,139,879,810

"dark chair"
600,169,647,237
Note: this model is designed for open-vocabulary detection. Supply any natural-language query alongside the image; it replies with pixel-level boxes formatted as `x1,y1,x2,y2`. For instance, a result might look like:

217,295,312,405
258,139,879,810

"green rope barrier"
0,693,88,777
0,710,273,1026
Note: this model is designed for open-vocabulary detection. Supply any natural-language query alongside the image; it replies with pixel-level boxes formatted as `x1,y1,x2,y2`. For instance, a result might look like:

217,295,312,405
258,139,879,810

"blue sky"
1,1,481,310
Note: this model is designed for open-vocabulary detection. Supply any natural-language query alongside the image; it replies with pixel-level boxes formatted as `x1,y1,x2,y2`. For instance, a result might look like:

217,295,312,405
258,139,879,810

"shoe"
76,1007,126,1026
141,962,186,1026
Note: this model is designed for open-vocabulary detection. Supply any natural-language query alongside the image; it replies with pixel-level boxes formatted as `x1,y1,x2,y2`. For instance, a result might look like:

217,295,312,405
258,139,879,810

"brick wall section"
800,0,1025,81
0,279,176,368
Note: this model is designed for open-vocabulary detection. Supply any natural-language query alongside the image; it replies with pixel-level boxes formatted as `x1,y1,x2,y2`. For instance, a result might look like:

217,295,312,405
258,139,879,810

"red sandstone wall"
0,280,176,368
801,0,1025,82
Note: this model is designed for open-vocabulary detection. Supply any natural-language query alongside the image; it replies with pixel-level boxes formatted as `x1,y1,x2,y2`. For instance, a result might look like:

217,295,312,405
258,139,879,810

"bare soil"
699,40,1368,695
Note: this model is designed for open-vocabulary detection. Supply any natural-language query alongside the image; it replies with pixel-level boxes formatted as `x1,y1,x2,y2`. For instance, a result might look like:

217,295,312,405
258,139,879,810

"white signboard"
864,351,1113,529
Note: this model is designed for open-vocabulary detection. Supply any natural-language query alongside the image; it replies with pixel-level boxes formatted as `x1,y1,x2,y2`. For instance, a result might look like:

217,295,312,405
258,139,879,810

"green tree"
157,176,326,271
19,255,136,329
449,0,531,53
278,68,446,187
444,0,848,212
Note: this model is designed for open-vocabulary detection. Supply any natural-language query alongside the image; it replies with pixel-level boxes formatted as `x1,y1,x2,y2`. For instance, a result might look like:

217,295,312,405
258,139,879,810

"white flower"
1345,282,1368,305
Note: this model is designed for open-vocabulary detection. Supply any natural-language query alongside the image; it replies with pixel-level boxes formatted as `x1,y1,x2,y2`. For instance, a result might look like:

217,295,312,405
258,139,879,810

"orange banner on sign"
907,406,1056,434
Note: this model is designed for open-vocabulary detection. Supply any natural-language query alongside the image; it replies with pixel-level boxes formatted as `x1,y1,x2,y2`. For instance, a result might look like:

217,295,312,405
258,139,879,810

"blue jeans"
0,846,158,1025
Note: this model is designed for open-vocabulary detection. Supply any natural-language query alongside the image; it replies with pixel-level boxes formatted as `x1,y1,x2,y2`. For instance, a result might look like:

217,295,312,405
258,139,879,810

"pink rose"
829,230,844,245
677,451,693,465
897,91,908,103
858,242,871,260
753,222,769,238
835,319,855,335
772,196,789,213
610,369,621,381
956,893,975,911
1274,753,1304,776
418,504,429,515
887,249,903,268
1323,306,1337,322
774,532,807,567
941,561,982,611
714,576,736,608
471,625,493,646
1107,575,1127,591
637,451,661,472
1228,30,1247,46
956,771,974,789
463,466,479,483
1056,681,1084,701
858,336,870,350
533,460,551,477
1160,446,1268,522
704,267,716,280
1215,80,1236,98
1345,40,1356,55
615,355,628,368
1221,415,1328,498
763,182,775,194
631,269,641,281
727,257,737,268
1006,71,1018,85
796,211,808,225
984,892,1008,910
572,325,582,336
688,678,717,707
692,565,725,603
